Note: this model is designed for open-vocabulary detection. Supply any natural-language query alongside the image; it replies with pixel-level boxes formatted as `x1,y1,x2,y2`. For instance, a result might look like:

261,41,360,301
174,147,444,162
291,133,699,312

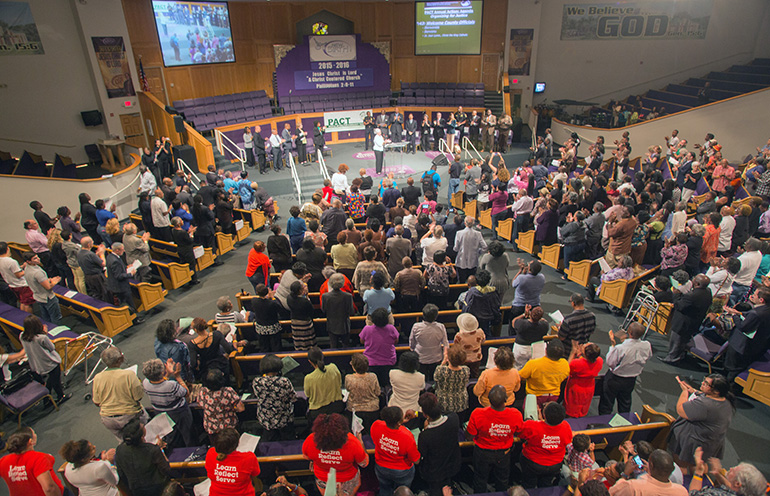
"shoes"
56,394,70,404
189,280,201,286
660,357,681,364
214,261,224,266
134,316,146,324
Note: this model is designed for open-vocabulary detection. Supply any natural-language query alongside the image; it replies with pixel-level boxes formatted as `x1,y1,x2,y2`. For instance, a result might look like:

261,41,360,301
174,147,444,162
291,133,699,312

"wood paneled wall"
122,0,507,104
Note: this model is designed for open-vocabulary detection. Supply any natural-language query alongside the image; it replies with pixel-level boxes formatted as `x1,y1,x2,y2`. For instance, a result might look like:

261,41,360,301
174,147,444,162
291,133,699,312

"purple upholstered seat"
0,382,52,411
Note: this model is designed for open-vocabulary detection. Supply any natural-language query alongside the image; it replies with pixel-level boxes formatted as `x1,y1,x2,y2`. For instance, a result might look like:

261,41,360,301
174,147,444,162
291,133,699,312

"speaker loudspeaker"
431,154,449,167
173,115,185,133
173,145,197,172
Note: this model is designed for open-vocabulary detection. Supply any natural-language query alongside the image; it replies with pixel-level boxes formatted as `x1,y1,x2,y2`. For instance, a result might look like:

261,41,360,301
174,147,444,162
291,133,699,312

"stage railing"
438,137,451,156
176,158,201,191
106,171,141,200
288,151,302,205
214,129,246,171
317,149,331,182
462,136,483,161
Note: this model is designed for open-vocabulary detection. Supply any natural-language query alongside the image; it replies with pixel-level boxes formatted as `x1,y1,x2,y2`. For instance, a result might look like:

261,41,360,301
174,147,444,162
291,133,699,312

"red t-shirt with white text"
467,406,523,450
205,449,261,496
370,420,421,470
0,450,64,496
302,433,367,483
520,420,573,466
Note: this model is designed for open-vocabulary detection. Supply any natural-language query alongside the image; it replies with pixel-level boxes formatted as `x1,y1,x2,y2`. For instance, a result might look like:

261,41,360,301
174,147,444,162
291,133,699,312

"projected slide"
415,1,483,55
152,1,234,67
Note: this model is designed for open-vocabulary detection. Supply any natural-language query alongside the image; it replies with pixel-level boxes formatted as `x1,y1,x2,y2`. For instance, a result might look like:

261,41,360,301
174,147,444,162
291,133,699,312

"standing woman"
287,280,316,350
21,315,67,403
668,374,735,471
192,194,217,253
446,112,457,152
302,413,369,496
58,206,83,243
0,427,64,496
79,192,100,242
114,419,171,496
189,317,235,380
297,238,327,292
479,241,510,302
61,439,119,496
267,224,294,272
252,354,297,441
287,206,307,254
305,347,345,422
563,343,603,418
295,123,308,164
248,284,284,353
313,121,326,161
243,126,255,168
535,198,559,246
246,241,271,293
434,345,471,419
205,428,261,496
420,114,432,152
332,164,350,200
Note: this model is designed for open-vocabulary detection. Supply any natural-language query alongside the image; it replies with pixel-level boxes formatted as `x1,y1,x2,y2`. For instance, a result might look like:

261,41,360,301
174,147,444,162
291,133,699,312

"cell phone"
633,455,644,469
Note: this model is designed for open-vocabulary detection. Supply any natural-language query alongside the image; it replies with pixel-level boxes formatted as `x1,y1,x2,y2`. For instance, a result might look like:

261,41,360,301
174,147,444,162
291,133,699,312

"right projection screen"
415,1,483,56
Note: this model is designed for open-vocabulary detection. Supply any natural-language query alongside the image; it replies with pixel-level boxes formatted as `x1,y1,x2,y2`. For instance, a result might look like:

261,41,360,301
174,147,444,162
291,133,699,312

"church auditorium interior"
1,1,770,495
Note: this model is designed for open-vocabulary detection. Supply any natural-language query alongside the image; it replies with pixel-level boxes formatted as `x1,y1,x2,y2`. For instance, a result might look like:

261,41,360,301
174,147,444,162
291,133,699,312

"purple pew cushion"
53,285,112,310
0,302,78,340
1,381,51,410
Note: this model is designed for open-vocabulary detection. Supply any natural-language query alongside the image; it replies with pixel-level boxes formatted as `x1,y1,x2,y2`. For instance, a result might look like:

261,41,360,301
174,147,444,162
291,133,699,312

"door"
144,66,168,105
120,113,145,149
481,53,500,92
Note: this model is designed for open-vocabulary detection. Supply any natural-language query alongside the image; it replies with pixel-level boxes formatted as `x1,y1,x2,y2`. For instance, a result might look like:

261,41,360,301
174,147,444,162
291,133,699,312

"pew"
451,191,464,211
734,350,770,407
496,218,514,241
130,280,168,312
639,301,673,336
216,231,236,255
147,237,216,273
52,285,135,337
567,259,600,288
152,259,193,290
516,230,537,255
0,302,80,368
464,199,478,220
7,242,31,265
128,213,145,232
598,265,660,310
478,207,492,229
232,209,254,242
539,244,563,271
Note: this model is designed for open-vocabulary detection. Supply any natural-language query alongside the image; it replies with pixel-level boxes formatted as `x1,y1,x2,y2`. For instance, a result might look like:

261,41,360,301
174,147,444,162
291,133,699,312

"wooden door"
482,53,500,92
144,66,168,105
120,113,145,148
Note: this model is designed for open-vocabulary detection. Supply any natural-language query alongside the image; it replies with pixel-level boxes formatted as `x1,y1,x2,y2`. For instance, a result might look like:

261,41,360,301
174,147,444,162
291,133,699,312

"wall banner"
560,1,713,41
0,1,44,56
508,29,534,76
91,36,136,98
323,109,372,133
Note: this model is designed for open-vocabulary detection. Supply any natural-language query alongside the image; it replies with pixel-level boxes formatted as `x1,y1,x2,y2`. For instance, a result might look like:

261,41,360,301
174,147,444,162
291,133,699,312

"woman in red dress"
564,343,603,418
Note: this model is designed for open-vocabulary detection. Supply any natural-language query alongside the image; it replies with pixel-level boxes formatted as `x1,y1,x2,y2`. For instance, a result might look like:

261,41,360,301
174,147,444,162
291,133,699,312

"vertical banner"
508,29,534,76
91,36,136,98
0,1,44,56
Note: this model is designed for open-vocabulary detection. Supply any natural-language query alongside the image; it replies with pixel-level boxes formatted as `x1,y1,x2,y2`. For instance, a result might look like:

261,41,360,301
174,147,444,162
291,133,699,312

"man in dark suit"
662,274,712,363
401,177,422,209
389,108,403,143
375,110,390,139
724,287,770,384
171,217,200,286
205,165,219,186
404,113,417,154
106,243,143,323
254,124,267,174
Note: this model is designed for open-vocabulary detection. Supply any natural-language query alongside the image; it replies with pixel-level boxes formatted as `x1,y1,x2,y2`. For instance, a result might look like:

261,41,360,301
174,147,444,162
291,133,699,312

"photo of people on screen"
152,1,235,67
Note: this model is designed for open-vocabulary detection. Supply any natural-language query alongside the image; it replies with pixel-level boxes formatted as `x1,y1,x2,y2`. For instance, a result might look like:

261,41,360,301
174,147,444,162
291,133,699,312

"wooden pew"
567,258,600,287
478,207,492,229
216,231,236,255
147,237,216,272
734,350,770,407
539,244,563,271
232,208,255,242
130,280,168,312
496,218,514,241
0,302,80,368
7,242,31,265
599,265,660,310
464,199,478,219
451,191,464,211
516,230,537,254
52,285,135,337
128,213,145,232
152,259,193,290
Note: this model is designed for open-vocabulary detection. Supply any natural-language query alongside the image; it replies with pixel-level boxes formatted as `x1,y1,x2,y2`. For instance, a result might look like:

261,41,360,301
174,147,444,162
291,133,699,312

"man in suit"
205,165,219,186
363,111,374,150
404,113,417,154
662,274,712,363
724,287,770,384
376,110,390,139
106,243,143,323
432,112,445,151
269,128,282,172
389,108,403,143
254,124,267,174
281,123,295,165
455,106,468,143
171,216,200,286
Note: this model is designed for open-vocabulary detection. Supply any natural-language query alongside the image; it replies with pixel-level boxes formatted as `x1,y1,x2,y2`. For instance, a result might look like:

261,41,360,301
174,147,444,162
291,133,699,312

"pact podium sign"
323,109,372,133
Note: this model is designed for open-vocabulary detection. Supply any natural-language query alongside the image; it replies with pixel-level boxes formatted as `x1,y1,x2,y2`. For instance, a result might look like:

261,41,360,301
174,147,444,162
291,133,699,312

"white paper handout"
351,411,364,436
126,364,138,375
144,413,175,444
47,326,70,337
129,259,142,272
531,341,546,360
485,347,498,370
548,310,564,325
598,257,612,274
237,433,260,453
193,246,205,259
193,478,211,496
551,159,561,167
235,219,244,231
63,290,78,298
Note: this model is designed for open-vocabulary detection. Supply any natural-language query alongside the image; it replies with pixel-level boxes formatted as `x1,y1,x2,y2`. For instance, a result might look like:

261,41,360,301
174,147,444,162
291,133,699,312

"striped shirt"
558,309,596,354
142,378,187,411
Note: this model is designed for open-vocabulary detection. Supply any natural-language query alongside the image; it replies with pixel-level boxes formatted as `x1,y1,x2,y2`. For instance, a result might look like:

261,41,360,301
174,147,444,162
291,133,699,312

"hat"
457,313,479,333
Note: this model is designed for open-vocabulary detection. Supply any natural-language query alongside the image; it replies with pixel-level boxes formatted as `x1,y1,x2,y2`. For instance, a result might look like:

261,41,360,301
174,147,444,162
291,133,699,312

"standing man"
22,252,62,326
281,123,295,165
482,109,496,153
122,223,152,283
92,346,147,441
376,109,390,139
497,113,513,153
269,127,283,172
106,243,143,323
363,111,375,151
401,177,422,210
511,190,534,247
466,385,523,493
469,110,481,147
465,159,481,201
405,113,417,154
557,293,596,356
0,242,34,313
243,126,255,168
320,199,348,248
24,220,52,273
137,165,157,195
448,153,463,212
171,217,200,286
598,322,652,415
662,274,712,364
455,106,468,143
151,188,173,242
390,108,403,143
509,259,545,321
254,124,267,174
605,206,637,268
454,216,487,283
77,237,109,302
723,287,770,384
432,112,445,151
373,128,386,176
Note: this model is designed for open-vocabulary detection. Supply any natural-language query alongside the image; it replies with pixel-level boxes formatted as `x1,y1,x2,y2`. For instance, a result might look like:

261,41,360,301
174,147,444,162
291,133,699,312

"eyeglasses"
701,380,713,387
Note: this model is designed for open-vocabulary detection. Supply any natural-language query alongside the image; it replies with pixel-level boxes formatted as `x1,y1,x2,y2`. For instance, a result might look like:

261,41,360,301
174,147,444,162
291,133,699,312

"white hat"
457,313,479,333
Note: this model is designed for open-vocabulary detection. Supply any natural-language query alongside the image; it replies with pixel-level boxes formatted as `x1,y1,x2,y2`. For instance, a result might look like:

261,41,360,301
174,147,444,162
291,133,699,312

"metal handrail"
461,136,483,161
288,151,302,205
317,149,331,182
214,129,246,171
176,158,201,191
106,172,141,199
438,137,450,156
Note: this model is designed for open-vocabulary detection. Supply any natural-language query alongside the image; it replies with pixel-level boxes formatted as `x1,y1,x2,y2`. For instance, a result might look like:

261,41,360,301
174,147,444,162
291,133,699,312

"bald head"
489,385,507,409
693,274,710,288
648,449,675,482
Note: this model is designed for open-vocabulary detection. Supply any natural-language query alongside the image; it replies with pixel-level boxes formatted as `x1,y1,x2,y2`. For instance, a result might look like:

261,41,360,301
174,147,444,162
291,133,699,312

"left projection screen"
152,0,235,67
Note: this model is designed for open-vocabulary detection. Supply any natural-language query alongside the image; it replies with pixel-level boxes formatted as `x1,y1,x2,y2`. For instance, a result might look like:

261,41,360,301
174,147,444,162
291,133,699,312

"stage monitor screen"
534,82,546,94
415,1,483,56
152,1,235,67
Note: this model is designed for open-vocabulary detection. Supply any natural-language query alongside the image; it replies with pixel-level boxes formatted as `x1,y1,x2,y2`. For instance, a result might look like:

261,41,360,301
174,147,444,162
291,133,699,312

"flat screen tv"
152,1,235,67
415,1,483,55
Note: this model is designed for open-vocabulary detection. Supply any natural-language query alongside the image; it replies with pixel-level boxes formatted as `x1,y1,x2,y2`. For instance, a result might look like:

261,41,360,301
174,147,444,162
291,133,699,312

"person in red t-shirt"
245,241,271,291
519,401,573,488
205,428,261,496
302,413,369,496
0,427,64,496
371,406,421,496
466,385,523,493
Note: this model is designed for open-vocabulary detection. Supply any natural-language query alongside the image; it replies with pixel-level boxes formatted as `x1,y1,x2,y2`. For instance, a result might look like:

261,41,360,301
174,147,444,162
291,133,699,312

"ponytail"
308,346,326,372
707,373,736,411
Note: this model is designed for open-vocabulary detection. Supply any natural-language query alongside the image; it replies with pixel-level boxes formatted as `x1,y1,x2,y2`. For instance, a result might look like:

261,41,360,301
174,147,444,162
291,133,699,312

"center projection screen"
415,1,483,55
152,0,235,67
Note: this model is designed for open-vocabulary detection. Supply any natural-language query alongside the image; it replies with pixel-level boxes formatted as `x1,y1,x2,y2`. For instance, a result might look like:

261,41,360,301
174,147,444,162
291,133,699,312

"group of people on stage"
241,122,327,174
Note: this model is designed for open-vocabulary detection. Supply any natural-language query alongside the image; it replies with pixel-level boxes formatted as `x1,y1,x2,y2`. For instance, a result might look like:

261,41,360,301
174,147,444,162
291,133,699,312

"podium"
97,139,126,171
384,142,407,177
